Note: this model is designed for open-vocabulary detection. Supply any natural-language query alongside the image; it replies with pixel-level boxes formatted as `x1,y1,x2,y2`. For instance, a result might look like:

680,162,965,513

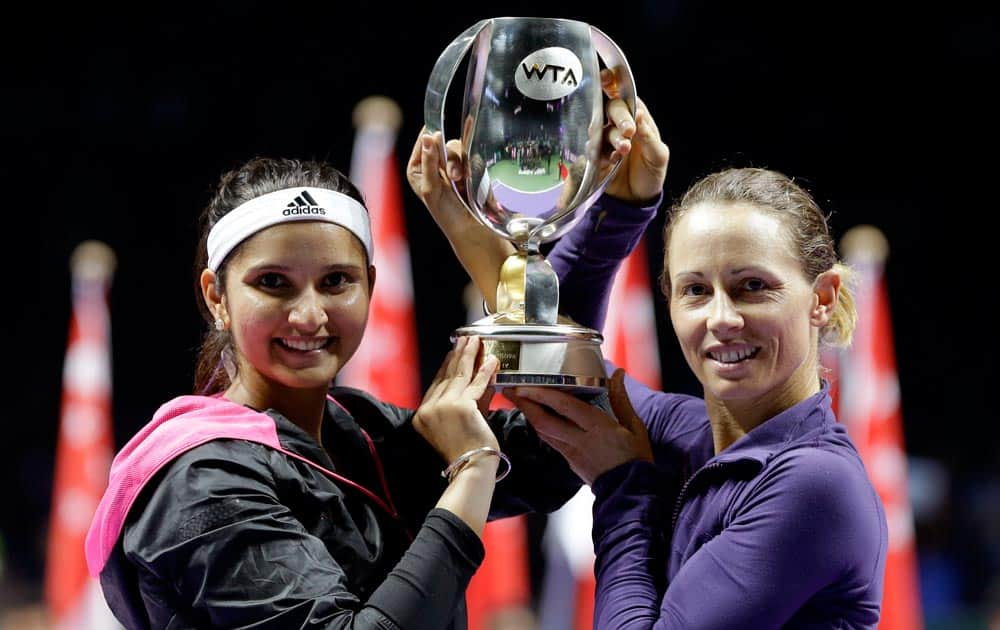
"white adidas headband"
206,187,373,272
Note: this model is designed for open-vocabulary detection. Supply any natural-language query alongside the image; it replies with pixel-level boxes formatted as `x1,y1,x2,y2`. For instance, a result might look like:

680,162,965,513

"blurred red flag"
603,238,662,391
338,96,421,407
466,514,533,629
46,241,121,629
540,238,660,630
836,226,923,629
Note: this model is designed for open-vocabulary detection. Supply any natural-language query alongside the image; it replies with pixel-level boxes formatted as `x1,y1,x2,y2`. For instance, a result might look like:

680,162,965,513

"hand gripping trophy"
425,17,636,395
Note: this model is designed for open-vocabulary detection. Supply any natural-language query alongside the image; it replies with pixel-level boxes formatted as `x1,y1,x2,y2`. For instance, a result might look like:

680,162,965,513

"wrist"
451,455,500,481
442,446,511,483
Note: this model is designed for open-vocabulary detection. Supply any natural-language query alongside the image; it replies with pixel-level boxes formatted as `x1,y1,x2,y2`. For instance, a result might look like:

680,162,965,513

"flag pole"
838,224,924,630
338,96,421,407
46,240,121,629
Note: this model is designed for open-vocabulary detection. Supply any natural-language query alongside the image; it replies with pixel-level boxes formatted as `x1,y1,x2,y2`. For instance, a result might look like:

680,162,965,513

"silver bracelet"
441,446,512,483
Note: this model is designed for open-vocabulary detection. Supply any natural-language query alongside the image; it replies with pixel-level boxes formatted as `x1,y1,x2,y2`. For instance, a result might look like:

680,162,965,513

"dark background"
3,1,997,624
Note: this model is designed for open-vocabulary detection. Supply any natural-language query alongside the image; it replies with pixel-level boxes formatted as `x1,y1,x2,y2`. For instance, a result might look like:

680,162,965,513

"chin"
275,367,340,390
704,377,764,402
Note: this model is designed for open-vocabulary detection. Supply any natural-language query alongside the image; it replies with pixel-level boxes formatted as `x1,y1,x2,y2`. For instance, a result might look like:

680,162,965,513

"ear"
366,265,377,297
810,270,840,328
200,268,227,325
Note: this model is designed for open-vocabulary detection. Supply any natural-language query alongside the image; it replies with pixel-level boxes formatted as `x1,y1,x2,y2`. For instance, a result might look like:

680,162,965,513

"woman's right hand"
406,129,515,312
413,336,500,463
406,129,473,231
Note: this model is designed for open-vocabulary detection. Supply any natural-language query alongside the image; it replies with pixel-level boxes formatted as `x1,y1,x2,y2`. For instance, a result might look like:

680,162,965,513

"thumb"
609,368,642,433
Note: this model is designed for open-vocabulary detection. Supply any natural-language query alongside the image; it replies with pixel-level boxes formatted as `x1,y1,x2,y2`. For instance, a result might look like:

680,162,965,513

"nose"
288,288,329,331
706,292,743,337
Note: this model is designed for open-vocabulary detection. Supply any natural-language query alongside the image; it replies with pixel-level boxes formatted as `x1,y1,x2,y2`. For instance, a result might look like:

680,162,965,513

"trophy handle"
424,19,491,215
587,25,638,194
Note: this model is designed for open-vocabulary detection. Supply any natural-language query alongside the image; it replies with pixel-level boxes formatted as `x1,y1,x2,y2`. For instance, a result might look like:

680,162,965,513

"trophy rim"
454,322,604,342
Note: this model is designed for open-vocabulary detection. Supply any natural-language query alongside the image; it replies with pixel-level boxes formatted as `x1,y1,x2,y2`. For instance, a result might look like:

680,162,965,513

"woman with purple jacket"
409,95,887,627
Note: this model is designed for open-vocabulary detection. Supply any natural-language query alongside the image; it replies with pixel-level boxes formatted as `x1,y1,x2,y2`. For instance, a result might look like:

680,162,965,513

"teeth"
710,348,755,363
283,338,328,351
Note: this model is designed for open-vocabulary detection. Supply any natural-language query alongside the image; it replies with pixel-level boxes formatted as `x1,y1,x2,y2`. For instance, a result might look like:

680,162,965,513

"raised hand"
406,128,471,230
599,69,670,205
413,336,500,463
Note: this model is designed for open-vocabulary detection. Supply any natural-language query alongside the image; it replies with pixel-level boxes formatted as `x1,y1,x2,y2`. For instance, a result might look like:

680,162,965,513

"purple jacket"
549,196,888,628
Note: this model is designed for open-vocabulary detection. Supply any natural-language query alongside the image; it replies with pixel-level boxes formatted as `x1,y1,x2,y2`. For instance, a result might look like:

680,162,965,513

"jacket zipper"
671,462,724,531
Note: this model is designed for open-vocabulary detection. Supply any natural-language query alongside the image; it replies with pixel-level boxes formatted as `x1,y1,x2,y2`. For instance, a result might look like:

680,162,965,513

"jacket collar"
709,380,836,468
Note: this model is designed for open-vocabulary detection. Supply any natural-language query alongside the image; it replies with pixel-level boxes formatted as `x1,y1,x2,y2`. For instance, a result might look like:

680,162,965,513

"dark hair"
192,157,367,394
660,167,856,347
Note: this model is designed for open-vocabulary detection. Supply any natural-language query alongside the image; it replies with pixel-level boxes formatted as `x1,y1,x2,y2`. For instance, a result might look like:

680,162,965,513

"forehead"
233,221,367,267
668,202,798,270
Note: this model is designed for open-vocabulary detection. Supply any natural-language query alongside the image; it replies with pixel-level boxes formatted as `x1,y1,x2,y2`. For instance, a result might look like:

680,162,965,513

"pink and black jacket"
86,387,580,629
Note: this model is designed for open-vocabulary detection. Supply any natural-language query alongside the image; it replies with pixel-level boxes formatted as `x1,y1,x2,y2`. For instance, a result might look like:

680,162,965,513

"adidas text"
283,206,327,216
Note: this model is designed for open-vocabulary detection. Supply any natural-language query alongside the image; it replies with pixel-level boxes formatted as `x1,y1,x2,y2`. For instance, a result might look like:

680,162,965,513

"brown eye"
324,272,350,289
255,272,288,289
742,278,766,291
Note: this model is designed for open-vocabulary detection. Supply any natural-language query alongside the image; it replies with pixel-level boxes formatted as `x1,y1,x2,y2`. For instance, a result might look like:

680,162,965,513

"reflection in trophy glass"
425,17,635,394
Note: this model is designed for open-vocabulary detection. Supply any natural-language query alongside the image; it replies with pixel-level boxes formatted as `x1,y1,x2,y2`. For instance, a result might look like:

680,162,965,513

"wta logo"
515,47,583,101
283,190,327,216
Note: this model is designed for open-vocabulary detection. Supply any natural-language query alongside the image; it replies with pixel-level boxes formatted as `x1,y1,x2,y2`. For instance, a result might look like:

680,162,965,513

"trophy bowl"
425,17,636,394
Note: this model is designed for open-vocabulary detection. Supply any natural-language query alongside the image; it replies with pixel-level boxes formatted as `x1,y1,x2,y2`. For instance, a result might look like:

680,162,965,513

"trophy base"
453,314,608,395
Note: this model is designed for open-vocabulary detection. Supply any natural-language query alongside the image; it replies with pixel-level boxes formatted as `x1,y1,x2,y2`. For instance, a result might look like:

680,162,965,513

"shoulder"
123,439,288,552
328,385,414,429
769,445,886,587
752,446,886,547
149,439,283,504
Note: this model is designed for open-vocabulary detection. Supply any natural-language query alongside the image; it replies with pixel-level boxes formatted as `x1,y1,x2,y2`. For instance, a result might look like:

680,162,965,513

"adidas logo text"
284,190,326,215
283,206,326,216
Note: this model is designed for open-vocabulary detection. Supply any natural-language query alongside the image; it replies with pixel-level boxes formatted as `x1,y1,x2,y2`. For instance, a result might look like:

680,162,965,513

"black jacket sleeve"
327,386,586,524
123,440,483,629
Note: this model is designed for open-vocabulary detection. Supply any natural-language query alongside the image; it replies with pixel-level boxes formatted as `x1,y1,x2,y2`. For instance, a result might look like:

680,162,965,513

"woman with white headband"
85,157,584,629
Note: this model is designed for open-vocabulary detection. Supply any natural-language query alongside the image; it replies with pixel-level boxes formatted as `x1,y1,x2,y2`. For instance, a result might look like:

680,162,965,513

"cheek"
668,307,700,349
775,311,814,357
230,296,283,344
326,291,371,344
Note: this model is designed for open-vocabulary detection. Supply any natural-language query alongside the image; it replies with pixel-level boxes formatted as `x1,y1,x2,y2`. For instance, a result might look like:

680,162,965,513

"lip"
275,337,333,354
704,343,758,358
703,344,760,375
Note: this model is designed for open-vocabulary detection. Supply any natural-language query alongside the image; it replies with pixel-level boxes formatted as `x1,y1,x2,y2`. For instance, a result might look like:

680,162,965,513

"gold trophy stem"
497,252,527,321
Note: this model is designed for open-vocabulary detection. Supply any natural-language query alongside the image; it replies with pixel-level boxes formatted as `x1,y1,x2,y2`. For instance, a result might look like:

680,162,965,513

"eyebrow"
244,262,365,274
672,271,704,281
674,267,769,278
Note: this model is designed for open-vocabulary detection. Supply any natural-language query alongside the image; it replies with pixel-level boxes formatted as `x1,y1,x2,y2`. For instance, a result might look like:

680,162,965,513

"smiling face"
204,221,372,404
665,202,831,413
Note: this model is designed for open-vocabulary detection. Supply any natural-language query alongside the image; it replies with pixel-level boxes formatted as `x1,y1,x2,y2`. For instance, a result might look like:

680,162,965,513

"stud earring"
214,318,226,331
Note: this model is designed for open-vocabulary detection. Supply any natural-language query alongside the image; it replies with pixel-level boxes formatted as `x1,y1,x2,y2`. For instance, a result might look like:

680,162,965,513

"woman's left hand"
504,369,653,484
599,70,670,205
414,336,501,463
